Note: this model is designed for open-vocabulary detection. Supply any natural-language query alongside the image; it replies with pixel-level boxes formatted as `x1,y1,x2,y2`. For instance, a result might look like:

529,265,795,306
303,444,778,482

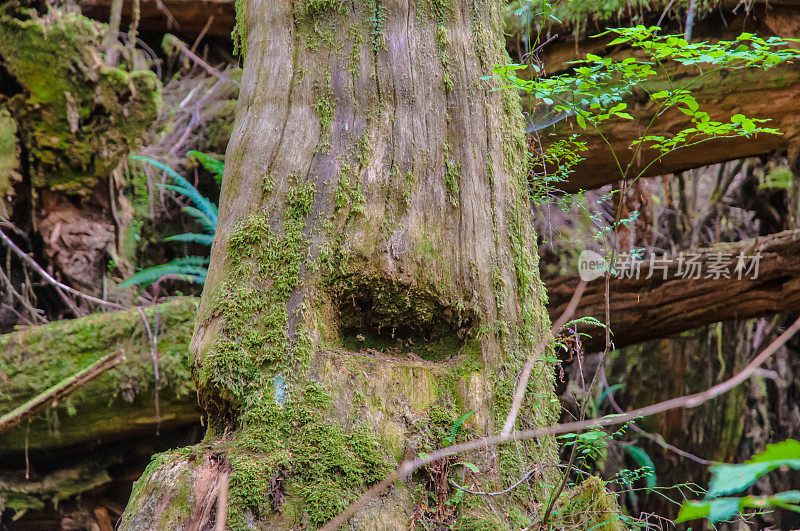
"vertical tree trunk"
121,0,564,528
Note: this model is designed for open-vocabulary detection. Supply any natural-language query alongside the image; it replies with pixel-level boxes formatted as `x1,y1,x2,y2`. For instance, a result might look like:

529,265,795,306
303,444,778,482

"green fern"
130,154,218,226
119,257,210,288
123,154,222,289
188,150,225,184
164,233,215,245
181,206,216,234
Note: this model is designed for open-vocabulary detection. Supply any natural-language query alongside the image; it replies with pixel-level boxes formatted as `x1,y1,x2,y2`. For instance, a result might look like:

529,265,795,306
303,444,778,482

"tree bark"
120,1,571,529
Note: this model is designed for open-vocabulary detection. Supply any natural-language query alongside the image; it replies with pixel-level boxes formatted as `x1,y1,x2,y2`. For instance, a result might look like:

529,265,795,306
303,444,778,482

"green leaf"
707,439,800,497
576,113,587,129
624,446,657,489
676,498,740,523
708,497,741,522
675,501,710,523
750,439,800,462
187,150,225,177
731,113,746,124
455,462,480,474
742,119,756,134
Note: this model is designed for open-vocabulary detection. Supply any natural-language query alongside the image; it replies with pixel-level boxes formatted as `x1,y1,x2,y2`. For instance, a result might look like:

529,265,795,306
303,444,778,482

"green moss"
365,0,388,52
402,169,416,206
349,26,365,78
333,163,364,215
549,476,624,530
312,70,336,154
232,0,249,57
0,108,17,201
302,0,346,16
0,6,160,195
444,155,461,206
505,0,712,37
262,172,276,196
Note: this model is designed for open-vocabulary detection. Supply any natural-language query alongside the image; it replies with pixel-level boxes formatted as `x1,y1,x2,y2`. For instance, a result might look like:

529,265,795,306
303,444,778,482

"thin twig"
600,367,711,465
137,308,161,434
0,265,47,324
0,350,126,434
322,316,800,530
171,38,237,86
215,471,229,531
0,228,124,310
501,280,587,436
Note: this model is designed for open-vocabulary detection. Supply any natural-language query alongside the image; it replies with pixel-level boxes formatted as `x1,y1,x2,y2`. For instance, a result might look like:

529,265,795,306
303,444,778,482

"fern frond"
169,256,211,267
120,261,209,288
132,155,218,225
182,206,216,235
154,183,219,226
188,150,225,181
165,233,215,245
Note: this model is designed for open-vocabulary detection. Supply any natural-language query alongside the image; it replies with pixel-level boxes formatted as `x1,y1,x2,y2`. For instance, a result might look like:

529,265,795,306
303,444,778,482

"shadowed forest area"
1,0,800,529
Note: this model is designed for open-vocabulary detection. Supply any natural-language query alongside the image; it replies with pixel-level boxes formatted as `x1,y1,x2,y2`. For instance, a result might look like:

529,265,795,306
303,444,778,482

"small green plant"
487,25,800,246
121,154,221,288
676,439,800,524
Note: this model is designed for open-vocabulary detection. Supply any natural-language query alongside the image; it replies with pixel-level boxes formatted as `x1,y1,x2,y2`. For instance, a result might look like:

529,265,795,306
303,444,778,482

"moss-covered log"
0,297,199,456
118,0,585,528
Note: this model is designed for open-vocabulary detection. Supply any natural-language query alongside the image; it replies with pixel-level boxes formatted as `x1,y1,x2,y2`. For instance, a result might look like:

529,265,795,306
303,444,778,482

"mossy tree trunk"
122,0,564,528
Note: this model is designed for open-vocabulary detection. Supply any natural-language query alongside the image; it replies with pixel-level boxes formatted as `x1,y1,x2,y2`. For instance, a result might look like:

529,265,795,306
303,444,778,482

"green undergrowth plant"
489,23,800,249
676,439,800,525
121,153,221,288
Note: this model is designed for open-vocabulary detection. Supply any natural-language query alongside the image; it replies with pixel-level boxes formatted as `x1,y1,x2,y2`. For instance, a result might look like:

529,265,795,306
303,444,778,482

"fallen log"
0,297,200,455
79,0,235,39
546,229,800,351
0,350,126,434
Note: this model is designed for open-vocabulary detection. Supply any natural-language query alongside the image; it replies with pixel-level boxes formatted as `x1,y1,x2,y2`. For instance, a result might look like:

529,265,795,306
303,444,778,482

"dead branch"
501,280,587,436
0,228,124,310
0,350,126,434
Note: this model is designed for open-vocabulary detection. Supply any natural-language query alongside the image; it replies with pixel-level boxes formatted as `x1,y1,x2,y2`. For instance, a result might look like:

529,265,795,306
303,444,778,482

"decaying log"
547,229,800,351
0,349,125,434
79,0,236,39
0,297,200,455
544,64,800,193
